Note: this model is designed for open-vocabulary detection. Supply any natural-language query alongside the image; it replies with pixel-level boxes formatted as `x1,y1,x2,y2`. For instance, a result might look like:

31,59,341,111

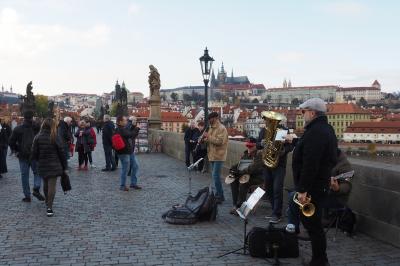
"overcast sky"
0,0,399,96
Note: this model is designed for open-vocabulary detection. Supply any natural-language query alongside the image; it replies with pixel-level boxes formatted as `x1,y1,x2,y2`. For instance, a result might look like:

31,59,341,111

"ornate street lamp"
199,47,214,125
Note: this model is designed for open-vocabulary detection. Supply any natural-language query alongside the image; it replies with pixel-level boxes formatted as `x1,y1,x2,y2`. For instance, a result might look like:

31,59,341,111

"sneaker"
22,197,31,202
32,189,45,201
120,186,129,191
47,208,54,217
129,185,142,190
269,215,282,224
90,164,96,168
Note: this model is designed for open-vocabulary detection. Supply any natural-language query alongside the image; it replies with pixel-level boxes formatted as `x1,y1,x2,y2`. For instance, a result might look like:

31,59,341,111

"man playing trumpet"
292,98,338,266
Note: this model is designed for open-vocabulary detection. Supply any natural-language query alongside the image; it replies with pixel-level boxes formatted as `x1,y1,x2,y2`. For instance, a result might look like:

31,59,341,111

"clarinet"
193,125,209,154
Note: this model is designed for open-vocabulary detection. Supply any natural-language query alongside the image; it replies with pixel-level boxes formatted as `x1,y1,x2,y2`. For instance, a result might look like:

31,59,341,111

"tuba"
260,111,286,168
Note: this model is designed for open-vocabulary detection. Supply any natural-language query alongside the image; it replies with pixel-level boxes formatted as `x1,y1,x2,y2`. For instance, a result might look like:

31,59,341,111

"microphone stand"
187,158,204,196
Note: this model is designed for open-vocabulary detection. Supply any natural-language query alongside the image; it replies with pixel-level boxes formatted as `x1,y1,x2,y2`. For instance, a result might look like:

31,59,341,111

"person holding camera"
292,98,337,266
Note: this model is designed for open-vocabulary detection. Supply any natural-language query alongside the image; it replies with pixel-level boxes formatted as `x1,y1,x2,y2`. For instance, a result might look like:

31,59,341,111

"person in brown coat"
203,112,228,204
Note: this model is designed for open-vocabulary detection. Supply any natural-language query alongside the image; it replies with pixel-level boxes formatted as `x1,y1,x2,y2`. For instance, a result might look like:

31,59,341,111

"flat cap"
299,98,327,113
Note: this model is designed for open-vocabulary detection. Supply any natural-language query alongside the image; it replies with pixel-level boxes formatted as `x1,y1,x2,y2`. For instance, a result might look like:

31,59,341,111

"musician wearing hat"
226,137,264,215
202,112,228,204
292,98,338,266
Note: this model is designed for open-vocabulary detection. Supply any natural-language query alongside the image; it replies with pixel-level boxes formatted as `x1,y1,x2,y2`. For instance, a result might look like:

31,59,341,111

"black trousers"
300,191,328,263
78,146,88,166
185,144,195,167
230,177,263,208
194,148,207,171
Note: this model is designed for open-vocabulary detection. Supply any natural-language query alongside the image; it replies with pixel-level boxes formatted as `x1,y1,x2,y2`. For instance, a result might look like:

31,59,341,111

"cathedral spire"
283,78,287,88
288,79,292,88
231,69,234,79
221,62,225,73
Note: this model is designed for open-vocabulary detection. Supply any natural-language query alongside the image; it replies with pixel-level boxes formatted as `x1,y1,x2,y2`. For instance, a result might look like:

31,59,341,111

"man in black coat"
184,121,199,167
292,98,337,266
57,116,73,167
101,115,116,171
9,112,45,202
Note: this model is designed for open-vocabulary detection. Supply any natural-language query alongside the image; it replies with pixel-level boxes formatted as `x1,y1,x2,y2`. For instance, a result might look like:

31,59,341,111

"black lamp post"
199,47,214,125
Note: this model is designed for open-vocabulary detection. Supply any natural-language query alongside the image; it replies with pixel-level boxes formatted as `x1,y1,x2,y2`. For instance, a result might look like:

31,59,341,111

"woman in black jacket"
31,118,67,217
0,118,11,178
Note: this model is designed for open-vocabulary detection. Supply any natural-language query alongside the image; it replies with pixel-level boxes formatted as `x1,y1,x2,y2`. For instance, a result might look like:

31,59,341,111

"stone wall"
149,129,400,248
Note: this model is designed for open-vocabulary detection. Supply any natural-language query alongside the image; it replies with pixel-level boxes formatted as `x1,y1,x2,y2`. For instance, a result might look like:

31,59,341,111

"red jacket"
89,127,97,150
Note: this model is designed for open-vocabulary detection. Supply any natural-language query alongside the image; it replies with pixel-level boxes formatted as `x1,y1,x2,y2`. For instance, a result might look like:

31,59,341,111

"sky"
0,0,399,96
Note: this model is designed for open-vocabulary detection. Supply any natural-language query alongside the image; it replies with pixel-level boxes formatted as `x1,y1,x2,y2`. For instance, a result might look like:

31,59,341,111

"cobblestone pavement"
0,136,399,266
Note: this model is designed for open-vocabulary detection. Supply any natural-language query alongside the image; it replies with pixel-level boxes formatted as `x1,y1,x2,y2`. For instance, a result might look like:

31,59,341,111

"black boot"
32,189,45,201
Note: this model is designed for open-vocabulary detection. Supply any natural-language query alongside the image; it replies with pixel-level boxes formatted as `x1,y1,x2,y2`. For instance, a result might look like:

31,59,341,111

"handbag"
61,172,72,193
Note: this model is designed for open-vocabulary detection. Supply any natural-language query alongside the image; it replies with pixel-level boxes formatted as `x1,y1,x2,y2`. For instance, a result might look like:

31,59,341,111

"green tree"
170,92,178,102
35,95,48,118
358,97,368,106
291,98,300,106
183,93,193,102
110,102,118,117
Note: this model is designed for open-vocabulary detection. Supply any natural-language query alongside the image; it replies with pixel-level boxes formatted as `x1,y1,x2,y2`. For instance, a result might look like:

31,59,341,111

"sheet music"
275,129,288,141
237,187,265,218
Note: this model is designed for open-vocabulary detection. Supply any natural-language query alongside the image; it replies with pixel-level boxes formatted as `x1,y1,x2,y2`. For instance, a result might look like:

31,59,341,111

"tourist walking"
9,112,45,202
114,116,141,191
101,115,116,171
31,118,67,217
86,121,97,168
74,121,92,170
0,118,11,178
203,112,228,204
57,116,73,167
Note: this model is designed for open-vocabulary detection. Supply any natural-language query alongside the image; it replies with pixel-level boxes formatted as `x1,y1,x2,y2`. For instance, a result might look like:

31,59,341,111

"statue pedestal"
148,95,161,129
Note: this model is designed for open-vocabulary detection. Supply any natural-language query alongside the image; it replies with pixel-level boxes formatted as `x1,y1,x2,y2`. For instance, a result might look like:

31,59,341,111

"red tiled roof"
227,127,244,137
327,103,370,114
132,111,188,123
345,121,400,134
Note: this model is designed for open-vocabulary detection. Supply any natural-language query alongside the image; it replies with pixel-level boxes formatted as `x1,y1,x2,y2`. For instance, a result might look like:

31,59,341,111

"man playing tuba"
257,112,294,224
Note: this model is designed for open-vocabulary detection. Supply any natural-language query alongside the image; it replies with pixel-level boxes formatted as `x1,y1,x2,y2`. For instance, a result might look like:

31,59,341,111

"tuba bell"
260,111,286,169
293,192,315,217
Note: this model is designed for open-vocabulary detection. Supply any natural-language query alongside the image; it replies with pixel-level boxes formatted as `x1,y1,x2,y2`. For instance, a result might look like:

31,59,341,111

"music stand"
218,187,266,258
187,158,204,196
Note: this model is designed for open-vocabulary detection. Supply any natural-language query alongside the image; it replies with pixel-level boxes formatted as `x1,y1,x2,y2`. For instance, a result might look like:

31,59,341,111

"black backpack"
162,186,218,225
19,126,34,159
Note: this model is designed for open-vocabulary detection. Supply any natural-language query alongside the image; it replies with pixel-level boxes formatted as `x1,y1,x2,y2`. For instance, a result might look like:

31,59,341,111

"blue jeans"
119,154,130,188
104,145,116,170
211,161,224,199
264,166,285,217
19,159,41,198
129,153,139,186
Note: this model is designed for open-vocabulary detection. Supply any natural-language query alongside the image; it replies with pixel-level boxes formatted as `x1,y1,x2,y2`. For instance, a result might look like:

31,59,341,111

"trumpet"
293,192,315,217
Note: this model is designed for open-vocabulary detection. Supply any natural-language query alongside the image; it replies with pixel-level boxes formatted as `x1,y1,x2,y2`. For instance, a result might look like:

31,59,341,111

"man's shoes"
215,197,225,205
302,257,330,266
269,215,282,224
130,185,142,190
110,167,116,171
22,197,31,203
101,168,110,172
120,186,129,191
46,208,54,217
32,189,45,201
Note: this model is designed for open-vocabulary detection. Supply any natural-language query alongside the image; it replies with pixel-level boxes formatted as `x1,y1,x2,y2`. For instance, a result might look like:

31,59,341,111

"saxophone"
260,111,286,168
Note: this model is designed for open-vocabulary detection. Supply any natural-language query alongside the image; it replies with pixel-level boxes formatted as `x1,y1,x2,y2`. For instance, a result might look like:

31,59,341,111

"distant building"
128,92,144,104
266,80,382,105
343,121,400,144
132,110,188,133
0,85,20,104
160,86,204,101
296,103,371,139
